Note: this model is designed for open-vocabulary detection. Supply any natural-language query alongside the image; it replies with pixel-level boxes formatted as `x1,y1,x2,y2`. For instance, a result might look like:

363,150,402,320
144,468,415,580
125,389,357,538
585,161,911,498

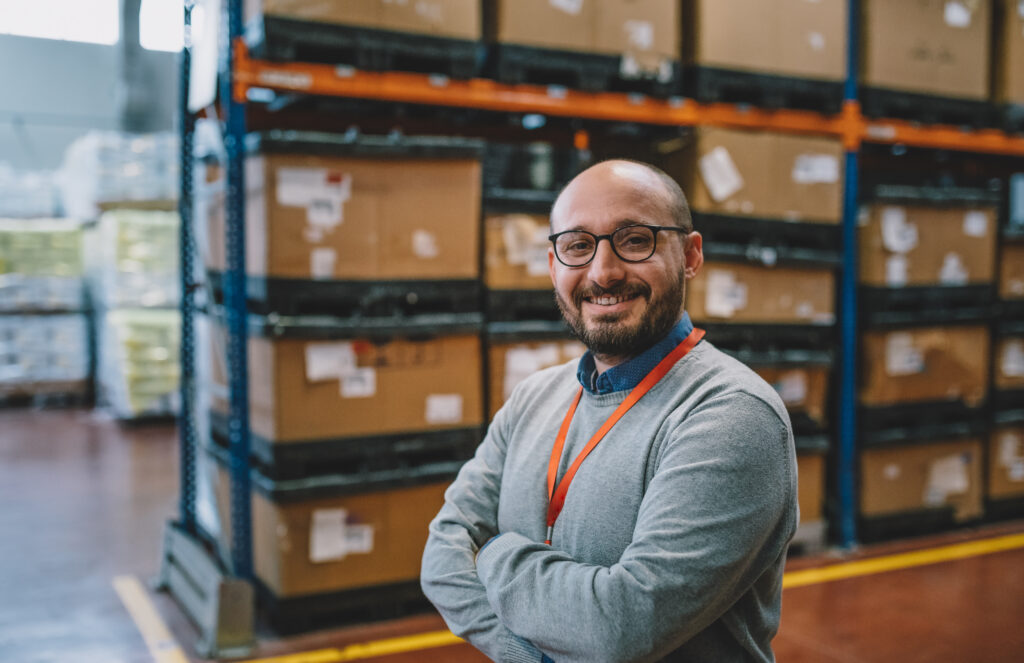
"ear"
683,231,703,280
548,245,557,284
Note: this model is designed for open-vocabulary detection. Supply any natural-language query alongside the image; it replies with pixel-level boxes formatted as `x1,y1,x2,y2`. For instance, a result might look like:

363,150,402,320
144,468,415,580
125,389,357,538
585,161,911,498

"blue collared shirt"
576,313,695,395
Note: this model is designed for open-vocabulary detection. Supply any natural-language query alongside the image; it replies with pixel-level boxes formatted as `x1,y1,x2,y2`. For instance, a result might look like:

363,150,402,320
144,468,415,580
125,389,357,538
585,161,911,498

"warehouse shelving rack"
162,0,1024,653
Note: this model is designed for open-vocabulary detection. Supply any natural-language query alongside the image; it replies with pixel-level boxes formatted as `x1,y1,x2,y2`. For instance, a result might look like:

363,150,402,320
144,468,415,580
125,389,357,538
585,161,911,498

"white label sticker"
305,342,356,382
807,31,826,52
1018,0,1024,19
412,230,440,259
880,207,919,254
309,509,374,563
310,247,336,280
1001,340,1024,377
886,254,909,287
792,154,840,184
939,252,969,285
426,393,463,424
999,432,1023,467
775,371,808,405
963,211,989,237
549,0,584,15
341,367,377,398
624,20,654,50
924,454,970,506
944,1,972,28
415,1,443,23
699,146,745,202
883,463,902,480
277,168,352,238
310,509,348,563
503,345,560,400
704,270,748,318
1011,462,1024,482
885,333,925,376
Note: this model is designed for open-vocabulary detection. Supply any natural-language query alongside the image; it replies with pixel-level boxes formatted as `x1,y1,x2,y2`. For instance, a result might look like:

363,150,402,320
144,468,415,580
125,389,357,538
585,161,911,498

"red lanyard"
544,327,705,545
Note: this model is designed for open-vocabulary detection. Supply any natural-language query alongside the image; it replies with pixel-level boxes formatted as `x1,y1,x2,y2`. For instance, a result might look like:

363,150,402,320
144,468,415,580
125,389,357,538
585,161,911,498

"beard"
555,272,685,362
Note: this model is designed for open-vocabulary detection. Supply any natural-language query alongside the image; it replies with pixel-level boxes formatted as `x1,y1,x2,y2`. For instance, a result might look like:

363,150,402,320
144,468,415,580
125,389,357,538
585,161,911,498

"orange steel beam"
234,40,1024,157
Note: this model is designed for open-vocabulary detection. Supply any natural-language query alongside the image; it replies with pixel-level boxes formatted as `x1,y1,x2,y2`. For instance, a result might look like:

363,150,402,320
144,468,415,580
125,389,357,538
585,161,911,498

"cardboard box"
484,213,553,290
493,0,595,52
994,0,1024,105
210,330,484,443
593,0,681,72
860,438,983,521
1000,242,1024,299
994,337,1024,390
858,205,998,288
687,262,836,325
247,0,481,40
487,339,586,418
861,0,992,100
797,452,826,523
989,426,1024,499
206,455,449,598
753,365,830,429
661,127,844,224
682,0,847,81
859,326,989,407
205,152,481,281
492,0,679,68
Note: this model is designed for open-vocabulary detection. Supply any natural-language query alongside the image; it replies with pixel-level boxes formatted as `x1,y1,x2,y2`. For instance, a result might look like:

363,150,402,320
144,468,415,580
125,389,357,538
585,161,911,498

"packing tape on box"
886,255,909,287
310,247,337,280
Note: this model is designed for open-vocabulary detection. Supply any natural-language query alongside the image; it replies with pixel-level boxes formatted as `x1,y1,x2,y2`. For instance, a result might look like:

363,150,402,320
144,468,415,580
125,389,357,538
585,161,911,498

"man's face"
548,162,703,362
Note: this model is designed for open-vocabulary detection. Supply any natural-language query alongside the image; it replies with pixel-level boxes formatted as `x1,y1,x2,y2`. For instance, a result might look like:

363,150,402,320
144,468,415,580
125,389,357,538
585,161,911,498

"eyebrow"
561,218,651,232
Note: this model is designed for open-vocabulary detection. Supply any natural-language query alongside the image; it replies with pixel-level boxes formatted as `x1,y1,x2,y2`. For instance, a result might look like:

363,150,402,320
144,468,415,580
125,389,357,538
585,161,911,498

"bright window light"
0,0,119,45
141,0,206,52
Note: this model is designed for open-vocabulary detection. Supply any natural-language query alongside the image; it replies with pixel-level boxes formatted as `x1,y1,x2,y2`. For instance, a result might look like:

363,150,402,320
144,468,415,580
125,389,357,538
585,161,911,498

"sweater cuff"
502,634,545,663
475,530,533,587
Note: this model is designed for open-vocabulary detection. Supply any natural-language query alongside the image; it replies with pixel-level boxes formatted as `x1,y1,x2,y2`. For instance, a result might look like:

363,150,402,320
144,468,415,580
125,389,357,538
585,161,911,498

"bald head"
552,159,693,232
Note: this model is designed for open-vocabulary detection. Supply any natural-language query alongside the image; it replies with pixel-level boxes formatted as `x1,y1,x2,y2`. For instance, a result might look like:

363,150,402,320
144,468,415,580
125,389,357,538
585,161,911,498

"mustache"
572,282,651,308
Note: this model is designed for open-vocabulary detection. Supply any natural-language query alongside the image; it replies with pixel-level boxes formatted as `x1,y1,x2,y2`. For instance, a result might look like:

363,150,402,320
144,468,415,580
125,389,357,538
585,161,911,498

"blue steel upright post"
178,0,198,535
837,0,861,549
222,0,253,578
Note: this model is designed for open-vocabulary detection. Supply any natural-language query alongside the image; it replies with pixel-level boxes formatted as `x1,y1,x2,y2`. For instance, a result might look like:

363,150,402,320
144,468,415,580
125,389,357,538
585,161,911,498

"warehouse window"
0,0,119,45
140,0,208,52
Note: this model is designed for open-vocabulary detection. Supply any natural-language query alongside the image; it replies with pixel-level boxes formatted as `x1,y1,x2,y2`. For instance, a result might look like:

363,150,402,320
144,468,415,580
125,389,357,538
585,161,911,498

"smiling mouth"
585,294,637,306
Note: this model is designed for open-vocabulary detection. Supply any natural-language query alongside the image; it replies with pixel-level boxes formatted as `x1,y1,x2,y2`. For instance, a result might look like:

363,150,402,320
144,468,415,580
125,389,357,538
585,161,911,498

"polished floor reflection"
1,408,1022,663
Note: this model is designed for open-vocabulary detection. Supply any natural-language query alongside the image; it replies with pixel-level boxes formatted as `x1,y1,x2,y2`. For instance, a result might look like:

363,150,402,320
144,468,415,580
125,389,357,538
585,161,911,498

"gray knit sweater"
421,340,798,662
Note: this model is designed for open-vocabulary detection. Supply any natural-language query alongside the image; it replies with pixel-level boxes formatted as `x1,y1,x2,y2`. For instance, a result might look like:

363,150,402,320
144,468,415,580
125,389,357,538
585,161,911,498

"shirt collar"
575,312,695,395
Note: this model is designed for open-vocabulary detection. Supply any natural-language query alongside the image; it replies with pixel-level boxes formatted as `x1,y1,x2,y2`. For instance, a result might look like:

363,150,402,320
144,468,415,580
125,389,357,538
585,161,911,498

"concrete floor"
1,408,1022,663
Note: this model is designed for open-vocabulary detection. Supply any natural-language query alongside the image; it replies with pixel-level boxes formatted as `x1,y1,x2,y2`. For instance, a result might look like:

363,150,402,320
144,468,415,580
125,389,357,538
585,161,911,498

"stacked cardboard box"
682,0,847,82
1000,242,1024,300
993,0,1024,107
0,219,85,313
860,0,991,100
492,0,680,75
859,205,998,289
687,262,836,325
988,426,1024,503
487,339,585,419
663,127,844,224
245,0,482,41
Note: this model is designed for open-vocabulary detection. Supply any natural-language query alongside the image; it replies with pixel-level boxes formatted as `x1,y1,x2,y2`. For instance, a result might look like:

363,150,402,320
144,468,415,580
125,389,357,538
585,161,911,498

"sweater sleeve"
474,391,796,663
420,403,545,662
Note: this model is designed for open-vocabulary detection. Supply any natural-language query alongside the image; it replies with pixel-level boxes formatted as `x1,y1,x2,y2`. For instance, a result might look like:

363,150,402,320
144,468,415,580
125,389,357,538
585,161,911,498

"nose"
586,237,626,288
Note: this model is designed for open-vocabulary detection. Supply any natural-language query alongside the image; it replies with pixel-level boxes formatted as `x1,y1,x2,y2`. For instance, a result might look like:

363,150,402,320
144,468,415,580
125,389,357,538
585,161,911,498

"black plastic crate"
693,212,842,269
246,15,484,79
859,400,990,447
859,285,996,327
486,289,560,325
684,67,844,114
860,87,998,129
488,43,680,97
700,323,836,367
482,142,585,214
858,506,960,544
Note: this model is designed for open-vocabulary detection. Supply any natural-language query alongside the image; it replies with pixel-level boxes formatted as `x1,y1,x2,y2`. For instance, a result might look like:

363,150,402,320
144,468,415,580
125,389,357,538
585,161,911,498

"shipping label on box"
989,427,1024,498
485,214,553,290
687,262,835,324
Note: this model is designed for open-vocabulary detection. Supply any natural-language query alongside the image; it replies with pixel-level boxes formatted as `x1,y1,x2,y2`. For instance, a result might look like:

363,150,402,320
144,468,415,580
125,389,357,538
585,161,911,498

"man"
421,160,798,662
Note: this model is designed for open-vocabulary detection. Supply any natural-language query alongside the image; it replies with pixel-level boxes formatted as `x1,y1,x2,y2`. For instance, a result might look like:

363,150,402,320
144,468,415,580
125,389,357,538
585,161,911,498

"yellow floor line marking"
239,630,463,663
783,531,1024,589
113,575,190,663
240,531,1024,663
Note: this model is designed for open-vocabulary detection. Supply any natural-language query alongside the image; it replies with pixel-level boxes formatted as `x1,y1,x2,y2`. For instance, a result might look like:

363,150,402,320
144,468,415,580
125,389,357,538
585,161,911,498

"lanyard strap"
544,327,705,545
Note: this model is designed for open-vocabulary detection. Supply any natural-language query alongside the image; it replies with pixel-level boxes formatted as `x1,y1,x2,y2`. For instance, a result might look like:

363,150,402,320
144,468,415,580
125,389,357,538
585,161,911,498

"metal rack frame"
164,0,1024,653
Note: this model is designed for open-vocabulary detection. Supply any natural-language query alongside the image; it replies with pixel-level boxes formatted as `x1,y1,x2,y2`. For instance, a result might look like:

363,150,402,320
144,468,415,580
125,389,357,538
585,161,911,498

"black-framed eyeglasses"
548,225,688,267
